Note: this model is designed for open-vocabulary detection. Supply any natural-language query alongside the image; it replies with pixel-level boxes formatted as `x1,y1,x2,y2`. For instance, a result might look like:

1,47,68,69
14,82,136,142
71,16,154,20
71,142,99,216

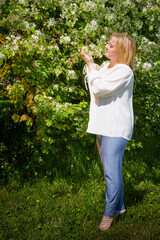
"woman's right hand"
80,48,94,65
80,48,94,72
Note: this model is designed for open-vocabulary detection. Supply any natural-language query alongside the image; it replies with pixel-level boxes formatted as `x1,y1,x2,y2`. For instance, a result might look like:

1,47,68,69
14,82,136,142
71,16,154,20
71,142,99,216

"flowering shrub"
0,0,159,176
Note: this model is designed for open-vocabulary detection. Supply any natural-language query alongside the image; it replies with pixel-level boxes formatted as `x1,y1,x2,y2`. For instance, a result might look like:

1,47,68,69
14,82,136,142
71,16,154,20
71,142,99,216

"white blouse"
84,62,134,140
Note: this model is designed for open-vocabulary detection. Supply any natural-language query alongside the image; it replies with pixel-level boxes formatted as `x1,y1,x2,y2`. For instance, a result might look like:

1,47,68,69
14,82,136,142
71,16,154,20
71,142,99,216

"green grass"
0,178,159,240
0,136,160,239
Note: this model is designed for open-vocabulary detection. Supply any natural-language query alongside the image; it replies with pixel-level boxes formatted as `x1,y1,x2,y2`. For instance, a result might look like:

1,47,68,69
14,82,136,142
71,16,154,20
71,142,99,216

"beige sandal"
98,216,113,231
116,209,126,216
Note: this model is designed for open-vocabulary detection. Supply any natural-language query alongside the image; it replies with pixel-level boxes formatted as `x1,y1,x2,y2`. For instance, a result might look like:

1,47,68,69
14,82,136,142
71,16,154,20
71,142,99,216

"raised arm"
88,65,133,98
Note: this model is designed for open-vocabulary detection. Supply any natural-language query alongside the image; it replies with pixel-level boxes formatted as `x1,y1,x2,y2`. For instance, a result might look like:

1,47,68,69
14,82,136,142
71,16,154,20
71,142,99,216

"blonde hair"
110,33,136,70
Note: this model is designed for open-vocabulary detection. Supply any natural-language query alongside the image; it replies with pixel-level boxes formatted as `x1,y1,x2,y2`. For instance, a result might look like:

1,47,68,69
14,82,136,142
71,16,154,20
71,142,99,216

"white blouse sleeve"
88,65,133,98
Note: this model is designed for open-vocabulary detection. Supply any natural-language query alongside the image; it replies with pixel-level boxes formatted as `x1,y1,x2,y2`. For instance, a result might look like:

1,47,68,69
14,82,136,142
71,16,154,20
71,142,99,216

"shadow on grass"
124,181,146,207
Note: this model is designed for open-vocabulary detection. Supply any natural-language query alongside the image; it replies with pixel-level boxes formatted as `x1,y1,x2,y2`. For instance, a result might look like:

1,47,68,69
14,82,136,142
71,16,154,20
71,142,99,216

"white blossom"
82,1,98,11
31,34,39,42
82,46,89,54
53,84,58,89
94,50,102,58
143,62,152,71
106,13,116,21
142,7,147,13
4,44,10,49
68,87,74,92
101,35,107,41
60,35,71,44
6,36,11,41
0,53,5,59
48,46,53,50
70,3,77,14
23,21,30,30
33,60,40,68
13,45,19,51
48,96,53,100
39,46,45,51
18,0,25,4
55,67,62,76
85,19,98,34
13,39,18,45
54,45,59,51
47,17,56,26
56,103,62,111
8,14,19,24
134,57,141,68
35,30,42,36
68,70,77,79
31,23,36,28
123,0,132,6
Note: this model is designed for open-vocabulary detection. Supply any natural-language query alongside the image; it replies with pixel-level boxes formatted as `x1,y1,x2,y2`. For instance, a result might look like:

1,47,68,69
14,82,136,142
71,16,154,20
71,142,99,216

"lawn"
0,136,160,240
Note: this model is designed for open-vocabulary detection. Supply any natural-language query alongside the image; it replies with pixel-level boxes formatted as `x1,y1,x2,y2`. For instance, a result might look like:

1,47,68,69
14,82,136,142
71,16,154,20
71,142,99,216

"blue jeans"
97,135,128,217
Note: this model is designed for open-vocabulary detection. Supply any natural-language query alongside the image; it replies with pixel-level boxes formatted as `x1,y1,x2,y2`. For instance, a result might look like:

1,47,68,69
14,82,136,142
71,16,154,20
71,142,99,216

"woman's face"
105,37,119,62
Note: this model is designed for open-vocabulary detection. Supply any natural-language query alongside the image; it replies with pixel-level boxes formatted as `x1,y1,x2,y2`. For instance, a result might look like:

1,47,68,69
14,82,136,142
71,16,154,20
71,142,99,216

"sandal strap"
99,216,113,230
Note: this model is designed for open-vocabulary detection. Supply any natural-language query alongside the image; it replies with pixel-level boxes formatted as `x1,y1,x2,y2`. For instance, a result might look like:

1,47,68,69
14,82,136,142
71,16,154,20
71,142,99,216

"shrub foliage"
0,0,159,179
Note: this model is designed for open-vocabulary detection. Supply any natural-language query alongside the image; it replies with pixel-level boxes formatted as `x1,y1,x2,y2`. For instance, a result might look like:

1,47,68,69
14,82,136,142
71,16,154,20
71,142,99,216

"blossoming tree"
0,0,159,176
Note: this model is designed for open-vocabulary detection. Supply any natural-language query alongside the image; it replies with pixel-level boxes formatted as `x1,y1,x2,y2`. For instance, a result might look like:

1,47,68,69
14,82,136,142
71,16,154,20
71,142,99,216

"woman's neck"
108,60,119,68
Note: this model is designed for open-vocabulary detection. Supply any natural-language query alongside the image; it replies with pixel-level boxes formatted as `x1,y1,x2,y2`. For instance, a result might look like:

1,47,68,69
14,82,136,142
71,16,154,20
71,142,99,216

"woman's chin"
105,54,110,59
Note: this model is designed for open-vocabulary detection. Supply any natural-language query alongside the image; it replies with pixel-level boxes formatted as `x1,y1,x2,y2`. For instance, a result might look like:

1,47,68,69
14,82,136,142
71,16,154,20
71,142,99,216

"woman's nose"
105,44,109,50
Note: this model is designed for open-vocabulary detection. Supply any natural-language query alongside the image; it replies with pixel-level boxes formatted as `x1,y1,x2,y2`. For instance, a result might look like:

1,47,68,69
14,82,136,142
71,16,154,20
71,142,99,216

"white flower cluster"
101,35,107,41
138,37,156,56
60,35,71,44
68,70,77,79
68,87,74,93
0,53,5,59
31,30,42,43
18,0,26,4
81,46,89,54
47,17,56,26
105,13,116,21
52,84,58,90
123,0,132,6
85,20,98,34
31,34,39,43
70,3,78,15
53,102,72,111
64,102,72,108
82,43,103,58
53,45,59,51
39,46,45,51
35,30,42,36
143,62,152,71
82,1,98,12
135,20,143,30
60,3,77,19
5,13,19,24
134,57,141,69
5,35,21,51
55,103,62,111
33,60,40,68
54,67,62,76
89,43,103,58
22,21,36,30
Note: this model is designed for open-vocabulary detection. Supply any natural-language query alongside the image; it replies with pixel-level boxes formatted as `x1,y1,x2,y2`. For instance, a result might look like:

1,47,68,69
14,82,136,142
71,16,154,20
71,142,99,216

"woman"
80,33,136,231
